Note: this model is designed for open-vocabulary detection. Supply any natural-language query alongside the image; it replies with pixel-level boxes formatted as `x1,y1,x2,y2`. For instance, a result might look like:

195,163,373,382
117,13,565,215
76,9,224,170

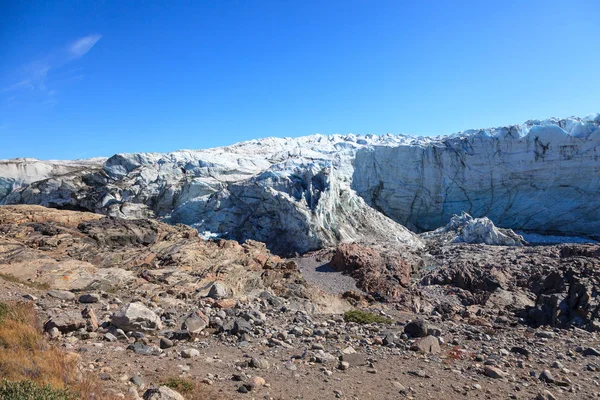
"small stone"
248,376,265,389
404,320,428,338
130,375,145,388
142,386,184,400
159,338,174,349
208,282,229,299
510,346,530,356
250,358,269,369
392,382,407,393
79,293,100,303
539,370,555,383
23,294,37,301
536,389,557,400
104,333,118,342
181,348,200,359
484,366,507,379
338,361,350,370
410,335,441,354
583,347,600,357
47,290,76,300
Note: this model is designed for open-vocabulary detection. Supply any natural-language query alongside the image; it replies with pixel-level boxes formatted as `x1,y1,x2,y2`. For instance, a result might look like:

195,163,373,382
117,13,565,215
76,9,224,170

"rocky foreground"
1,205,600,399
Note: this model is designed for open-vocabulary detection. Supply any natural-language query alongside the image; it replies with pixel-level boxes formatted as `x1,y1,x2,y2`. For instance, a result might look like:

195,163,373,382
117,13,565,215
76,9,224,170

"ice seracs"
420,212,526,246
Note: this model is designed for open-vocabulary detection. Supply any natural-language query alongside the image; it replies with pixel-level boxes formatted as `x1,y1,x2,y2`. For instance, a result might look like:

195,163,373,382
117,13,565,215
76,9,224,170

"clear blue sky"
1,0,599,160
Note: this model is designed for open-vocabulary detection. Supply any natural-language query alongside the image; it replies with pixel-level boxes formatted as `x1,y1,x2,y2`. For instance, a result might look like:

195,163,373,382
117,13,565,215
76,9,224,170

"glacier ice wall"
1,114,599,253
353,115,600,237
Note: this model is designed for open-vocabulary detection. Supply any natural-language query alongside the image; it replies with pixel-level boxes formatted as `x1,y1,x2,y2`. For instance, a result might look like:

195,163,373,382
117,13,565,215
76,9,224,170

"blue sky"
1,0,599,160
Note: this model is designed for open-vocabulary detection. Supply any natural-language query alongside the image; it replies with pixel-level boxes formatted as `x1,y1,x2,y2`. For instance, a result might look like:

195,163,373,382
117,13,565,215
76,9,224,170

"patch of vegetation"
343,309,393,324
162,377,196,394
0,301,111,399
0,273,50,290
0,379,75,400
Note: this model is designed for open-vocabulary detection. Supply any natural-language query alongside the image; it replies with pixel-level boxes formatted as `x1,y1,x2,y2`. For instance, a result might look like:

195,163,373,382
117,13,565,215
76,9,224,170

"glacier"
1,114,599,254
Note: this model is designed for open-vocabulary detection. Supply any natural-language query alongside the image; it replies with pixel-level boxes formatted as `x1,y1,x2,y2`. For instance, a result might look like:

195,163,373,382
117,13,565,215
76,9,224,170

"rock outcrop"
330,243,419,302
0,205,343,314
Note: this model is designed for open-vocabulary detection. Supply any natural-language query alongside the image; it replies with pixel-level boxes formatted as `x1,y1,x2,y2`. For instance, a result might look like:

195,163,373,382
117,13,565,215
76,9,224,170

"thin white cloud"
2,34,101,101
69,34,102,59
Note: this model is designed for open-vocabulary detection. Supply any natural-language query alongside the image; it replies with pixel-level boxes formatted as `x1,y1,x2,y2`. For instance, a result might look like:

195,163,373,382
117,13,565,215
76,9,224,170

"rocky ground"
1,205,600,399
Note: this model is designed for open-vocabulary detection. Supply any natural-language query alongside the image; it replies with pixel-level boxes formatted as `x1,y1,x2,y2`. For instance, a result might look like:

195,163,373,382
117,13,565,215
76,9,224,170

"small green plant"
162,377,195,394
343,309,393,324
0,379,75,400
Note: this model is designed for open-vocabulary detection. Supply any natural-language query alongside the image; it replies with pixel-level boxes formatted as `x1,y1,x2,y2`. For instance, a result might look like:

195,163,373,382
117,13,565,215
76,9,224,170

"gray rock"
104,332,118,342
142,386,184,400
130,375,145,388
79,293,100,303
111,302,162,332
410,335,441,354
250,357,269,369
44,310,86,333
539,369,555,383
159,338,174,349
47,290,76,300
232,318,253,335
208,282,229,299
583,347,600,357
181,310,209,333
484,366,507,379
404,320,435,338
181,348,200,359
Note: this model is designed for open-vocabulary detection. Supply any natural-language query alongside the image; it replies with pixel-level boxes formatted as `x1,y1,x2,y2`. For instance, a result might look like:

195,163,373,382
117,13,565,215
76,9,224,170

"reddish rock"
330,243,414,302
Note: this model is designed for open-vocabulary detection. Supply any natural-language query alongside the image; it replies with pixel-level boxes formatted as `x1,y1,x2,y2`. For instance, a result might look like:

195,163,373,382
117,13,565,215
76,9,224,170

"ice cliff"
1,114,599,253
353,115,600,238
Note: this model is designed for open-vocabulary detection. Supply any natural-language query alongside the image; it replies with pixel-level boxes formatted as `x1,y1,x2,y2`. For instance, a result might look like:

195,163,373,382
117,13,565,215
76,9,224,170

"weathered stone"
484,366,507,379
47,290,76,300
44,310,86,333
410,335,441,354
142,386,184,400
208,282,229,300
250,358,269,369
181,310,209,333
111,302,162,332
79,293,100,303
181,348,200,358
404,320,429,338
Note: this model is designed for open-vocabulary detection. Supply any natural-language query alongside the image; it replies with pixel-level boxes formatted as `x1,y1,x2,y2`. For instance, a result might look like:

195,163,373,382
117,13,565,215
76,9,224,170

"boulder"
410,336,441,354
44,310,86,333
181,310,209,333
208,282,229,299
111,302,162,332
142,386,184,400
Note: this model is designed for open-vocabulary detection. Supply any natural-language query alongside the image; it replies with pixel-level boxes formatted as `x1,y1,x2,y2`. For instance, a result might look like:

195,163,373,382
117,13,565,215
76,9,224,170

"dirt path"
294,253,360,294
